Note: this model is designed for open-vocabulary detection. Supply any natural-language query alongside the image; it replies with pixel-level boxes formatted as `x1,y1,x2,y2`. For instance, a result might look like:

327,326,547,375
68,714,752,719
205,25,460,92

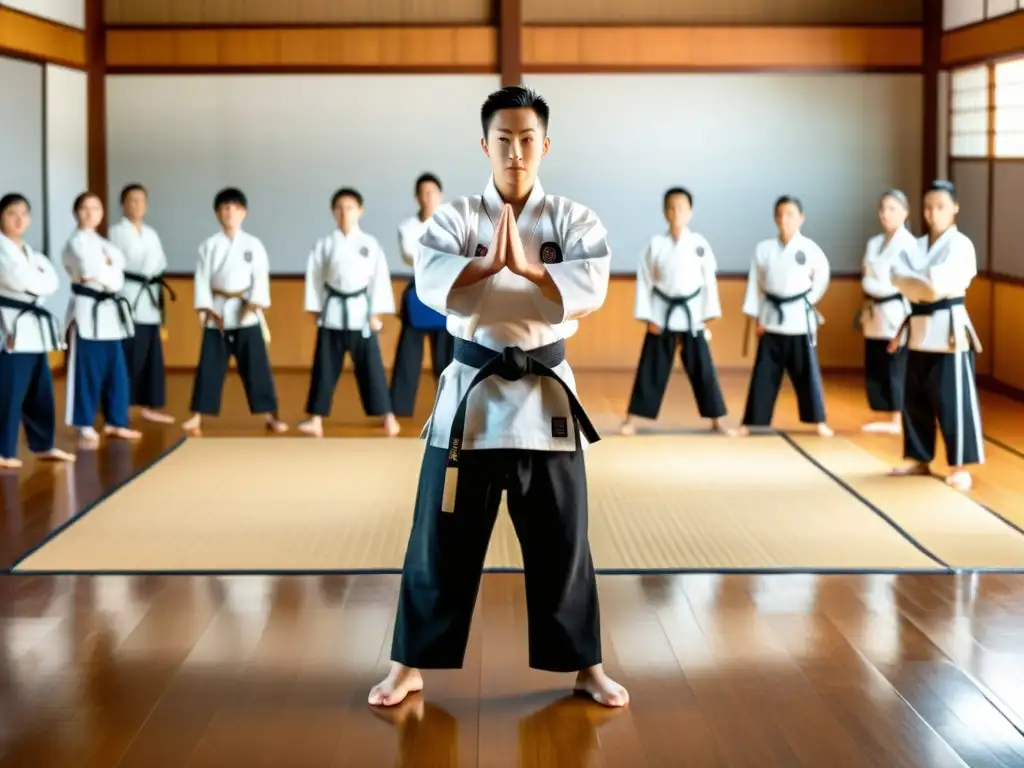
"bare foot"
862,420,901,434
368,695,426,727
298,418,322,437
368,663,424,707
815,424,835,437
78,427,100,450
35,448,76,463
946,469,973,491
141,409,175,424
0,457,23,469
710,419,737,437
104,426,142,441
574,665,629,708
734,426,751,437
265,417,288,434
182,414,202,435
619,419,637,436
383,414,401,437
889,461,929,477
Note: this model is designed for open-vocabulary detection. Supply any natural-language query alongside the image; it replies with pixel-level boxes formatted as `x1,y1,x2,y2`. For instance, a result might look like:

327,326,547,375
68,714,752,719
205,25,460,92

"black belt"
853,291,905,331
124,271,176,325
653,286,702,336
0,295,62,351
71,283,133,338
322,284,368,332
440,337,601,513
764,290,821,345
893,296,979,351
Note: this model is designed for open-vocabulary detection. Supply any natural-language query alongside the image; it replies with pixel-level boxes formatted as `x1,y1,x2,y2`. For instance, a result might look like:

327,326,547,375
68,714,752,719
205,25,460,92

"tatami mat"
787,434,1024,570
15,434,1002,574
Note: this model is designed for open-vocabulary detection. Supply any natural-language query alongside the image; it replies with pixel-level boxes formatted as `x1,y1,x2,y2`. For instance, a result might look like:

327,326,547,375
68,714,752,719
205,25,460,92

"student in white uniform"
0,193,75,468
108,183,175,424
62,192,142,449
182,188,288,436
368,86,628,711
858,189,914,434
389,173,455,416
888,180,984,491
298,187,399,438
737,196,834,437
621,187,731,436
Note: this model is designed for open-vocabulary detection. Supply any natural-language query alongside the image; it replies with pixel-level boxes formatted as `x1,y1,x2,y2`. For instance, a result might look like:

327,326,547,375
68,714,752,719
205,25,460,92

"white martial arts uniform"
890,226,985,466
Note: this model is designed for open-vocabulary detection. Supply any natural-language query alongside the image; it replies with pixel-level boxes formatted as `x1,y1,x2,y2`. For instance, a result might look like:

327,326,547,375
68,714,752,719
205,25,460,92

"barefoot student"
0,193,75,468
182,188,287,435
108,183,176,425
62,192,142,449
888,180,984,491
737,196,833,437
298,187,399,438
858,189,914,434
368,86,628,710
389,173,454,417
621,187,731,436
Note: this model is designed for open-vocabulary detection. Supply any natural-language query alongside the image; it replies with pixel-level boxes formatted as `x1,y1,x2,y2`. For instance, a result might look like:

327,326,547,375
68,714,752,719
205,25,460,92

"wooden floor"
2,370,1024,767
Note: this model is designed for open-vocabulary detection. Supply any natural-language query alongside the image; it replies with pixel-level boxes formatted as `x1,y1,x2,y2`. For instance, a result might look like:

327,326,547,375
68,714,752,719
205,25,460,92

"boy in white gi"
0,193,75,467
888,180,985,491
368,86,628,709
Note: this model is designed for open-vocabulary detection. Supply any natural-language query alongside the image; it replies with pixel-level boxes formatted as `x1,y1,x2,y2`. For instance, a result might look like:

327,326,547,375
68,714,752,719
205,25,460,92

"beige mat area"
12,434,973,574
788,434,1024,570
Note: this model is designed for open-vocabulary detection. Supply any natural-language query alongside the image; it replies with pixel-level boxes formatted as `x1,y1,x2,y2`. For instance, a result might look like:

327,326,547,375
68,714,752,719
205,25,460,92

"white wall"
44,64,87,317
0,56,45,253
524,74,923,273
3,0,85,28
107,72,922,276
107,74,502,277
943,0,1023,29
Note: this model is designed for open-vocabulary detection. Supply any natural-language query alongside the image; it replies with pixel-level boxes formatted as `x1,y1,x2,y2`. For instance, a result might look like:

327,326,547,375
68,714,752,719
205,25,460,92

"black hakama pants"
742,331,827,426
189,326,279,416
0,352,56,458
864,338,907,412
389,325,454,417
121,324,167,409
305,327,392,417
902,349,984,467
626,330,727,420
67,336,131,429
390,444,601,672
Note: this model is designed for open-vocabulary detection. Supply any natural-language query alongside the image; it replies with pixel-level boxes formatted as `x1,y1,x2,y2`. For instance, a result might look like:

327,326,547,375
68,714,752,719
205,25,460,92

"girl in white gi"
298,187,399,437
62,192,142,449
858,190,915,434
888,180,984,491
183,188,287,435
389,173,455,416
737,196,834,437
108,183,175,425
0,194,75,468
621,187,731,436
368,86,628,710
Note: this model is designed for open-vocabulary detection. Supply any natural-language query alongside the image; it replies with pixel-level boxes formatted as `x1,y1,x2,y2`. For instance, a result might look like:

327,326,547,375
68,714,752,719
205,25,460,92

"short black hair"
480,86,549,137
213,187,247,210
331,187,363,209
774,195,803,214
120,183,147,204
926,179,957,202
73,191,101,213
415,173,442,194
664,187,693,208
0,193,30,218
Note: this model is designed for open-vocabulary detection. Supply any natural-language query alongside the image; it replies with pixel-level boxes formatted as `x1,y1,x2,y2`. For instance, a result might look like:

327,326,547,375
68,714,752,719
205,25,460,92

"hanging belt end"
441,466,458,513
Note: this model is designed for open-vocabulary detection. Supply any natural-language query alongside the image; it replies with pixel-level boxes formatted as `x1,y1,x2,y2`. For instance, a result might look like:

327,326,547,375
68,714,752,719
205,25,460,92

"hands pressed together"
481,204,541,281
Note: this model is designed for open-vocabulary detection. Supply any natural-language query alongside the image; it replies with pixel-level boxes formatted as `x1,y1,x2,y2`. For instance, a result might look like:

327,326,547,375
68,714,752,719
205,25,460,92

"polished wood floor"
2,370,1024,766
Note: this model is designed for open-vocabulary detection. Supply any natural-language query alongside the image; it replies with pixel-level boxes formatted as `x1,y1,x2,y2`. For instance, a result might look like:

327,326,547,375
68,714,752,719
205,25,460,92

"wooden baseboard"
979,375,1024,404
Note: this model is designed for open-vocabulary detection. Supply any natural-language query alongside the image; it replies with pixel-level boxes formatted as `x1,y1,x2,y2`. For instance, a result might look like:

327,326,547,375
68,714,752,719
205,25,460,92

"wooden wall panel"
993,280,1024,391
0,6,86,67
942,11,1024,65
522,27,923,71
105,26,497,71
522,0,923,26
104,0,493,25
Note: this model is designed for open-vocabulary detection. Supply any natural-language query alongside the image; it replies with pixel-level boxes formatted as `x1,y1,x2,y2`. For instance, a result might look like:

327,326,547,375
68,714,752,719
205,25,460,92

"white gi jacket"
194,230,272,334
742,233,830,339
634,229,722,334
108,219,169,327
62,229,135,341
0,234,62,353
859,229,915,340
416,176,611,453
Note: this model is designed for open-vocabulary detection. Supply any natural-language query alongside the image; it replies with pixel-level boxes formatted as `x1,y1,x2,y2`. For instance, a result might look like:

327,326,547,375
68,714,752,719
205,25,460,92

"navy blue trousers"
0,351,56,458
66,335,130,429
